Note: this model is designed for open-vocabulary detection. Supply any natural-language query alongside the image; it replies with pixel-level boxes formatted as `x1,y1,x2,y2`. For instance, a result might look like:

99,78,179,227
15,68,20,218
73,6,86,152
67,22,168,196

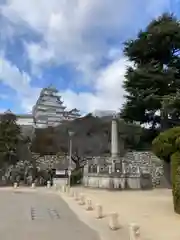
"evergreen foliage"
121,13,180,130
152,126,180,162
0,112,21,166
171,152,180,214
152,126,180,214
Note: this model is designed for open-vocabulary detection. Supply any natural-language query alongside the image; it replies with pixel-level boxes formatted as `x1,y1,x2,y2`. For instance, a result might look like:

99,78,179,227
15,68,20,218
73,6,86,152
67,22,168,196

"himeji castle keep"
0,85,81,128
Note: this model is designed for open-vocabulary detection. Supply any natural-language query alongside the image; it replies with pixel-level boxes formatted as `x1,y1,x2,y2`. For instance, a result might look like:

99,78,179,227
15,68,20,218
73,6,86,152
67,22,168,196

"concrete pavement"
0,189,100,240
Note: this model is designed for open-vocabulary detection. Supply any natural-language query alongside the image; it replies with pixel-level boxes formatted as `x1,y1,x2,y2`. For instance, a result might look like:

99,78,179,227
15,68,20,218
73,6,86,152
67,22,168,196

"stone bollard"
31,183,35,189
129,223,140,240
78,193,85,205
69,189,74,197
62,185,66,193
86,198,93,211
14,182,18,189
109,212,119,230
74,192,79,201
53,183,57,190
95,204,103,219
66,186,70,194
47,181,51,189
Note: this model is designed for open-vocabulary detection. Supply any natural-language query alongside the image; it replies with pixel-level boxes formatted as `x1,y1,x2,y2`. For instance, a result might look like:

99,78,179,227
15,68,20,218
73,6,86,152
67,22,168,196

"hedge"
171,151,180,214
152,127,180,162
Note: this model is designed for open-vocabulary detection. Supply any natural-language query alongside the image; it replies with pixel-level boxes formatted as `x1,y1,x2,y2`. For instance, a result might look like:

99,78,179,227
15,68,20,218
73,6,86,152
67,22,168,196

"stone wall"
83,151,164,190
36,155,65,169
121,151,163,187
53,178,68,187
83,175,143,189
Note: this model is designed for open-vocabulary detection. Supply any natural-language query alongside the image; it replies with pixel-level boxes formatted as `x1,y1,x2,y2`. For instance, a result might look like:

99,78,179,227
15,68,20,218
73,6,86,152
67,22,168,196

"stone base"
53,178,68,189
83,175,152,190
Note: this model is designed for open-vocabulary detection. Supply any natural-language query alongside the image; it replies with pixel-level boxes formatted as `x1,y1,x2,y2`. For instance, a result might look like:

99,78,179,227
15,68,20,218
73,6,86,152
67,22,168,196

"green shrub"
152,126,180,162
171,152,180,214
152,127,180,214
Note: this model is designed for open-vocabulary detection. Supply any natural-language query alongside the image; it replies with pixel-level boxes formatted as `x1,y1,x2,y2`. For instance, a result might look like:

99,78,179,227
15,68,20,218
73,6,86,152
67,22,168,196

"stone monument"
83,114,164,190
111,114,120,172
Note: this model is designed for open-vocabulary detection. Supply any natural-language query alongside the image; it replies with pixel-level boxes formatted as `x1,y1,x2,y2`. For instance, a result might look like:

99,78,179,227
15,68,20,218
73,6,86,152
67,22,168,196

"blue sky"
0,0,180,114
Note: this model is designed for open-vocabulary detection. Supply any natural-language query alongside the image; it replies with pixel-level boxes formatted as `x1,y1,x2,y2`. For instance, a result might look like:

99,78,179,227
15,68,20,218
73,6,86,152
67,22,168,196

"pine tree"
121,13,180,130
0,111,21,166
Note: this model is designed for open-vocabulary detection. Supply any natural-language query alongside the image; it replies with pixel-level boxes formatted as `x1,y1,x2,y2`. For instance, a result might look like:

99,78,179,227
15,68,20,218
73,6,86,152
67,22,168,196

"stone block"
47,181,51,189
61,185,66,193
129,223,140,240
109,212,119,230
31,183,35,189
127,178,141,189
78,193,85,205
66,186,70,194
74,192,79,201
95,204,103,219
69,189,74,197
53,178,68,187
140,173,153,189
13,182,18,189
86,198,93,211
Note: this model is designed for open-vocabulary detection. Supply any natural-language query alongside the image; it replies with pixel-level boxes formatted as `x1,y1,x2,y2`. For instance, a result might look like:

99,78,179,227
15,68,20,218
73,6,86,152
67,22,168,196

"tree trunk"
161,113,169,131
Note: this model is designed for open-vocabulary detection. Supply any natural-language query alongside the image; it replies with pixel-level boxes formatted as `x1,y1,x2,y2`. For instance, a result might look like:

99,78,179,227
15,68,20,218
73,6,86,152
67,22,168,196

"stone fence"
83,151,164,190
83,172,153,190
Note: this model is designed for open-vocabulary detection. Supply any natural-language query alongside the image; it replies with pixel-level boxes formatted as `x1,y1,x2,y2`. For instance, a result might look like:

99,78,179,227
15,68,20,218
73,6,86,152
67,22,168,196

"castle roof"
44,84,58,93
4,109,12,114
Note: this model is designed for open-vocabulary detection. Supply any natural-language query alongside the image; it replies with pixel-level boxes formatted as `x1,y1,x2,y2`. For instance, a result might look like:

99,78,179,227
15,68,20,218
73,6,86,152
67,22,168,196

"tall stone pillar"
111,114,119,172
111,115,119,158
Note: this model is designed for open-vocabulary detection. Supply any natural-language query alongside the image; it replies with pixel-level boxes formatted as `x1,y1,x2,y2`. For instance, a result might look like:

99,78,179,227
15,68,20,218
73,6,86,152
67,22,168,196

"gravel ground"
72,187,180,240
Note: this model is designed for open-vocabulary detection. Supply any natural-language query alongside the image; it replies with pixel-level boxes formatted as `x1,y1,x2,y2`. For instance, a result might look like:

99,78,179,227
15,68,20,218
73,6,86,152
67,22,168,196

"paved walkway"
0,189,100,240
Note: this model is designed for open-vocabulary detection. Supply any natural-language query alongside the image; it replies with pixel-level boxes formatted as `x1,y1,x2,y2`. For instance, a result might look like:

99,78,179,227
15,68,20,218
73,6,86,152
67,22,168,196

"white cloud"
0,55,41,112
1,0,171,73
0,52,127,113
0,55,31,93
26,43,55,66
60,57,128,113
0,0,172,113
